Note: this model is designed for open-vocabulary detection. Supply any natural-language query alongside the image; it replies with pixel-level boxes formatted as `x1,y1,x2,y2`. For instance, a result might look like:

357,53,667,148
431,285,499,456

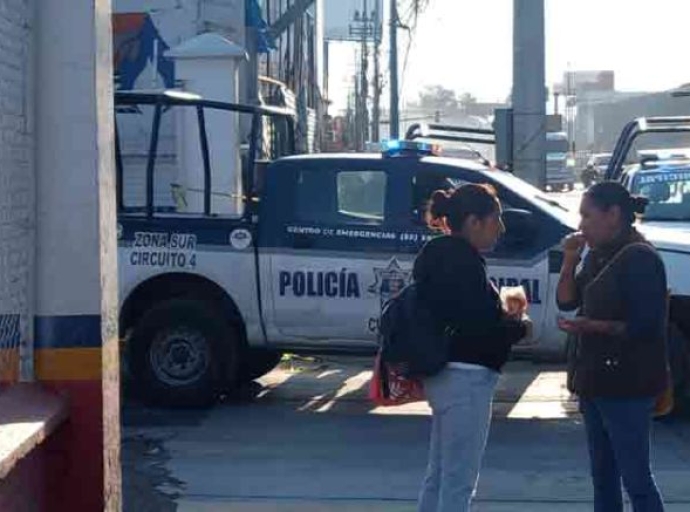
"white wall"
35,0,117,320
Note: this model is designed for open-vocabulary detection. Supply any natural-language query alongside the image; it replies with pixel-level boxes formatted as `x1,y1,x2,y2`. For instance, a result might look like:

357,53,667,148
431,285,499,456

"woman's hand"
557,316,590,335
557,317,626,337
501,286,528,319
503,295,528,319
562,232,586,264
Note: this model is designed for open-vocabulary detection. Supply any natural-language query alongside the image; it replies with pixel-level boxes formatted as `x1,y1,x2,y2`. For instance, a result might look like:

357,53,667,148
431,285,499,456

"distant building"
554,70,690,158
113,0,327,152
113,1,246,93
574,89,690,154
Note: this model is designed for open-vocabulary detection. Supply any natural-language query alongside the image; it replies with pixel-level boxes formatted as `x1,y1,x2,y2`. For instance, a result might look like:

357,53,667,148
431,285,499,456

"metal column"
512,0,546,188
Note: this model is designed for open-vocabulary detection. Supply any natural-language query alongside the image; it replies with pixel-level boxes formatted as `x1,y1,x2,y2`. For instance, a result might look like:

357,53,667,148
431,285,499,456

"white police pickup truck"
606,117,690,413
116,92,690,410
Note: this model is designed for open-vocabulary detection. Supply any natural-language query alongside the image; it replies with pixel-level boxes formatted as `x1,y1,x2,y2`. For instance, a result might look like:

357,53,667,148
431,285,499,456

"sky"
327,0,690,113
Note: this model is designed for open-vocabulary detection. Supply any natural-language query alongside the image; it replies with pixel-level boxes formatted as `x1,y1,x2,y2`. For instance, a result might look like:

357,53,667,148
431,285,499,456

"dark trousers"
580,397,664,512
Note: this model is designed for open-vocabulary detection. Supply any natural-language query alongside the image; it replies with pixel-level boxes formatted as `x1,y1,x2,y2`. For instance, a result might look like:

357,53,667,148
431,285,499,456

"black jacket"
413,235,527,372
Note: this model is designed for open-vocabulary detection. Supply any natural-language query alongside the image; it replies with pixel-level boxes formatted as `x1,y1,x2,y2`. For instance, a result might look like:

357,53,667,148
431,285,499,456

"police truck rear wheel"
130,299,236,407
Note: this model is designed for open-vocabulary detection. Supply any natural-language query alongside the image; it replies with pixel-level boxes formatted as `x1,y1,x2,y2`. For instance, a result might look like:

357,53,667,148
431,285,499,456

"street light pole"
389,0,400,139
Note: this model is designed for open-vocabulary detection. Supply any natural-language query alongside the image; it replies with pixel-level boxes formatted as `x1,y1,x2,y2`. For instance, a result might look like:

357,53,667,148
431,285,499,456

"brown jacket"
560,230,669,398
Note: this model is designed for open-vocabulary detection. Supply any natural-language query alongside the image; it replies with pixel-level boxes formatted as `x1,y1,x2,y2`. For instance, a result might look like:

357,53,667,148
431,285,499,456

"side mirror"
501,208,537,247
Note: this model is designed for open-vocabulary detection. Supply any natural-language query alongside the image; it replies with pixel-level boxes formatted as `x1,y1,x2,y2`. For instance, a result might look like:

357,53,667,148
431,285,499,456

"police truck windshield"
631,169,690,221
481,169,578,227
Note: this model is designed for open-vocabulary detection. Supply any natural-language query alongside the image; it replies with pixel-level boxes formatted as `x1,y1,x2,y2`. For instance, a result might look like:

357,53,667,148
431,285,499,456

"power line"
397,0,428,101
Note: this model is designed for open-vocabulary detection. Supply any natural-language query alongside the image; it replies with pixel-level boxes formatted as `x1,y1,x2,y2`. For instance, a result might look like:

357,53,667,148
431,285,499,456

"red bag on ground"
369,352,425,406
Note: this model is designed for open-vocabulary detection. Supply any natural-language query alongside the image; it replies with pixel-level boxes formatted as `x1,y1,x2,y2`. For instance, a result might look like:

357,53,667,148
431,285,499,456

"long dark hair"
427,183,500,233
585,181,648,226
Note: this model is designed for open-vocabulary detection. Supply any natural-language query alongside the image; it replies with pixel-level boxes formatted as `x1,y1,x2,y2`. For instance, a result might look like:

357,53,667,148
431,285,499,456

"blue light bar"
380,139,442,157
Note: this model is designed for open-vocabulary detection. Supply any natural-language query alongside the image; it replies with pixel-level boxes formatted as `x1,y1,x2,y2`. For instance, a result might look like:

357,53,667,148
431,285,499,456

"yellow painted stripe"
35,347,103,381
3,338,120,382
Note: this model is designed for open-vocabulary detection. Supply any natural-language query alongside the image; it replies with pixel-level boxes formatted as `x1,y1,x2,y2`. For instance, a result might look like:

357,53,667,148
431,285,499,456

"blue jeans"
418,365,499,512
580,397,665,512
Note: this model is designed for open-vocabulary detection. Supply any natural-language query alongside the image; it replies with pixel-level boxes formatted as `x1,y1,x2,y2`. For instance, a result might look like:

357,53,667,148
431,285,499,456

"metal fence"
0,314,21,382
0,226,33,387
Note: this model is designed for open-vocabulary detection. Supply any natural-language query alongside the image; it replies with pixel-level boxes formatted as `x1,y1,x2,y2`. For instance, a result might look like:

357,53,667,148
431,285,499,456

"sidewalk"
178,498,690,511
124,359,690,512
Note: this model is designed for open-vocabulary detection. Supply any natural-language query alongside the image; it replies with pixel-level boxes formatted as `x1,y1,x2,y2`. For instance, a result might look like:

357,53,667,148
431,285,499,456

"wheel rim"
149,327,210,387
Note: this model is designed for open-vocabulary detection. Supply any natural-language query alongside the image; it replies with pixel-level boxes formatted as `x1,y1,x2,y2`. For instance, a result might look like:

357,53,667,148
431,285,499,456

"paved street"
121,186,662,512
122,357,690,511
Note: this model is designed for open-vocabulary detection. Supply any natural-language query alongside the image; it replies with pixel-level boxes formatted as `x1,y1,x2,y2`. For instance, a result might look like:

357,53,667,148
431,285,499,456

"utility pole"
372,0,382,141
354,58,362,150
512,0,546,188
361,0,370,146
565,63,576,153
389,0,400,139
350,1,377,148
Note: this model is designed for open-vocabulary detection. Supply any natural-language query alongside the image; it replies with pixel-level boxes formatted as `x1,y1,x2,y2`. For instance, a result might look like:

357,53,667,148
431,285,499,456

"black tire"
238,348,283,382
129,299,239,407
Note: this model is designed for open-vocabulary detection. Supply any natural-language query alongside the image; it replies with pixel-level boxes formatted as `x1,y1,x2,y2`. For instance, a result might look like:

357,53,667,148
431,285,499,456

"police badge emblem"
368,258,412,308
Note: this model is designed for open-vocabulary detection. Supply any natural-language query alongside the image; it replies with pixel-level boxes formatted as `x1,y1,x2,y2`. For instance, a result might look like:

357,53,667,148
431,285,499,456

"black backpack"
378,283,450,377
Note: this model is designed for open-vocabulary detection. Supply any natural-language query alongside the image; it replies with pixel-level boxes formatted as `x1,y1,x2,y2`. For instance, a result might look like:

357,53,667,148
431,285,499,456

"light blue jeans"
418,365,500,512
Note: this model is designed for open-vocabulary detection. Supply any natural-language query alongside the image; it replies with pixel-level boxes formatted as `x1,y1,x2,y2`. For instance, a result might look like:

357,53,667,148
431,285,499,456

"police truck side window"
337,171,387,224
293,169,387,226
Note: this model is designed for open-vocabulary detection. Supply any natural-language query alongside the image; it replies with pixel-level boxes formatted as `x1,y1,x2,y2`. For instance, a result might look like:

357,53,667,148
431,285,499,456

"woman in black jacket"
416,184,529,512
557,181,667,512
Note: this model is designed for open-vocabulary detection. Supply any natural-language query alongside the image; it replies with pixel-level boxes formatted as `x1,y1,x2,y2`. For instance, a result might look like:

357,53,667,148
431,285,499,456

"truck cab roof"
276,152,491,173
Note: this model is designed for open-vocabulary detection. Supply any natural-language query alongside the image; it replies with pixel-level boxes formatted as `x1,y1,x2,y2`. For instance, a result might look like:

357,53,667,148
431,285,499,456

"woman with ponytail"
415,184,531,512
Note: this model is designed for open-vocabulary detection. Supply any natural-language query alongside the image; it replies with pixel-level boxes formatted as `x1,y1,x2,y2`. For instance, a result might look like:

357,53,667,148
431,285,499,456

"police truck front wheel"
130,299,238,407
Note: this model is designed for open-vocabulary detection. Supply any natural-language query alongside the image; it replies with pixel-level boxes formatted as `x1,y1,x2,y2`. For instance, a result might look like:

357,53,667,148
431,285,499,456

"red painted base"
0,443,45,512
42,380,104,512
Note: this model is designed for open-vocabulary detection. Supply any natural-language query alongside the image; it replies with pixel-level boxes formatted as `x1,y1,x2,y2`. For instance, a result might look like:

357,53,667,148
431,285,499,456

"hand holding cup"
501,286,528,319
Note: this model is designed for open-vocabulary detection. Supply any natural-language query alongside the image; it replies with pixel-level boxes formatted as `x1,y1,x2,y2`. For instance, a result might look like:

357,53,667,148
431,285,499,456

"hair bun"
630,195,649,214
429,189,451,218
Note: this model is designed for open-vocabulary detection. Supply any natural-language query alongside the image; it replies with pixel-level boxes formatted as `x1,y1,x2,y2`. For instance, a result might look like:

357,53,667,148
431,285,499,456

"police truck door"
259,157,402,345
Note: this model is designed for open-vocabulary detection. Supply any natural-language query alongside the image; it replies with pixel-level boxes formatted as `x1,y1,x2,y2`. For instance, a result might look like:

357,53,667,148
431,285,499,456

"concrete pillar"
35,0,120,510
167,34,248,216
513,0,546,188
